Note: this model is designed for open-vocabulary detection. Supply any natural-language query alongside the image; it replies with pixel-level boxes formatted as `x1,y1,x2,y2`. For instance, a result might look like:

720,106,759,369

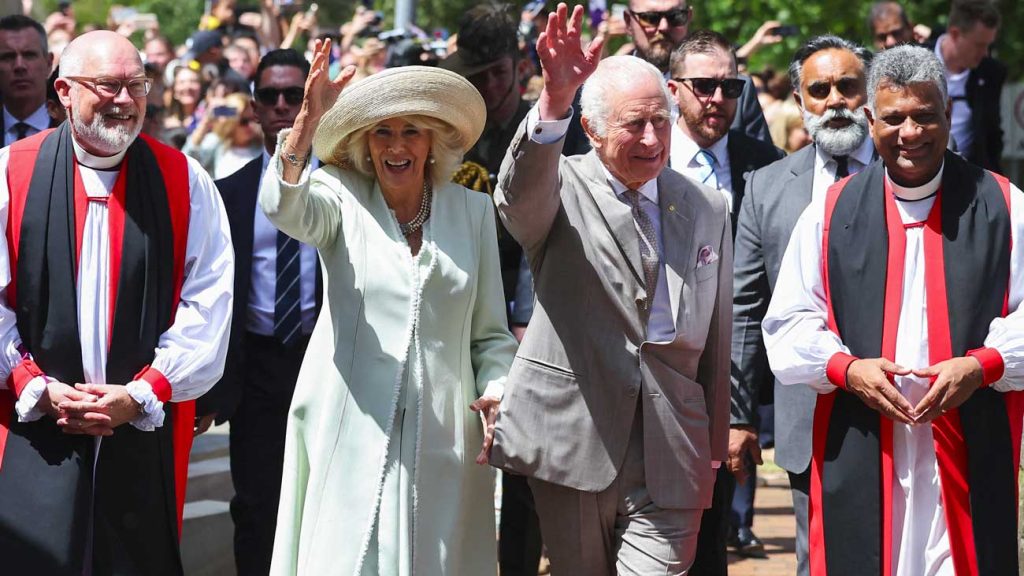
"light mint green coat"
261,155,517,576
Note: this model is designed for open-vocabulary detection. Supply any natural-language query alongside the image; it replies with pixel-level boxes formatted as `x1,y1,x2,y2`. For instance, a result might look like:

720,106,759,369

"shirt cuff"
8,357,46,398
14,375,49,422
966,347,1004,388
525,107,573,145
480,380,505,402
133,366,172,402
126,380,166,431
826,352,858,391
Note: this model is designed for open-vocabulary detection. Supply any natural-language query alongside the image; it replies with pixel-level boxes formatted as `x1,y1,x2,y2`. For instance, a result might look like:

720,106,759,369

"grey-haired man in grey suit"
488,4,731,575
730,35,873,576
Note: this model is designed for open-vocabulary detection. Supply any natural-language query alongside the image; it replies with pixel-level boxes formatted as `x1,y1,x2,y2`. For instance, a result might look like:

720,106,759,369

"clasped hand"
845,356,984,424
42,382,142,436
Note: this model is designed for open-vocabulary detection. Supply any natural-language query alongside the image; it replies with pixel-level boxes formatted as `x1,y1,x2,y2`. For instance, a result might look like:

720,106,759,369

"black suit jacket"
964,56,1006,172
196,156,322,422
0,105,61,141
726,129,785,238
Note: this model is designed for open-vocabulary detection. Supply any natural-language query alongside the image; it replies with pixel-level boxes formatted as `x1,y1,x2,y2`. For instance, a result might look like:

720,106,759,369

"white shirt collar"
674,123,730,168
72,136,127,170
4,104,50,134
887,162,944,201
600,162,659,204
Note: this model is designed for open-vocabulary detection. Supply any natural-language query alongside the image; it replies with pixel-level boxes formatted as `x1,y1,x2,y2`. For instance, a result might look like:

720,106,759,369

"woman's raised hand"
288,38,357,152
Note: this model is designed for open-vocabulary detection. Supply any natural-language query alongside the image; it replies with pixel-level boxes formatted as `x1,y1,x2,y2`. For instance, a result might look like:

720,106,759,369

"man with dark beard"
625,0,770,143
729,35,873,576
0,30,233,575
666,30,783,571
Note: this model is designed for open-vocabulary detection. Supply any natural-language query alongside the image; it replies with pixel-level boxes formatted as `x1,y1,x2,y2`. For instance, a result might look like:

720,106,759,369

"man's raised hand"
536,3,605,121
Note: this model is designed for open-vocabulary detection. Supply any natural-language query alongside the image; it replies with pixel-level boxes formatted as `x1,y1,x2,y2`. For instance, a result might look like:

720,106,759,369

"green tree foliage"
35,0,1024,80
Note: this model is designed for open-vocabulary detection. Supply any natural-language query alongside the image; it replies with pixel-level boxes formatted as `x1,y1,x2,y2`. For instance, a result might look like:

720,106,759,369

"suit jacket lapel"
580,152,645,284
657,171,694,329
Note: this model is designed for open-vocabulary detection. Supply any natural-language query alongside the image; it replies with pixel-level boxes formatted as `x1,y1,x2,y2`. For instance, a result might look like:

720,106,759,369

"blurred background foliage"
31,0,1024,80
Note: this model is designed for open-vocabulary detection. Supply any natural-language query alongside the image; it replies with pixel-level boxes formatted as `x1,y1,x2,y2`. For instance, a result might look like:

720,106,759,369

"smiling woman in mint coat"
260,39,517,575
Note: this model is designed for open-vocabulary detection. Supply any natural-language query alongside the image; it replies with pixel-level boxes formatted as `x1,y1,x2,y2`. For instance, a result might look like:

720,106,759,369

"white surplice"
0,137,234,429
763,163,1024,576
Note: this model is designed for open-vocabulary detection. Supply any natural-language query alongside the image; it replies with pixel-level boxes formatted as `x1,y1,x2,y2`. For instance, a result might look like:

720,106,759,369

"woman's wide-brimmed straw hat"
313,66,486,167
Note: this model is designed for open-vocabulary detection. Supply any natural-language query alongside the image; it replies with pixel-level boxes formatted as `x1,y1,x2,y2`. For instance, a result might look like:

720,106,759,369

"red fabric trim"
4,131,56,309
140,134,190,323
8,358,44,398
920,190,979,576
809,392,835,576
107,162,128,347
825,352,857,390
171,400,195,538
0,395,11,475
134,366,172,403
821,180,844,334
965,347,1004,387
879,179,910,576
73,160,87,273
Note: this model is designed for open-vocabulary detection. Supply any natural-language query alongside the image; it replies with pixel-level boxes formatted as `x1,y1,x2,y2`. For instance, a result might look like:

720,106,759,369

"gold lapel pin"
668,204,676,212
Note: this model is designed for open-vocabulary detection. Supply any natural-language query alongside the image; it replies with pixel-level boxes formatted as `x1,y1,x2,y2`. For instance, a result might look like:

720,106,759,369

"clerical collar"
886,162,943,201
72,136,127,170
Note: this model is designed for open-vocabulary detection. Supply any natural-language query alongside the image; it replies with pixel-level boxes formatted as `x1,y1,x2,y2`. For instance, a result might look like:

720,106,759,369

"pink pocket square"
697,245,719,267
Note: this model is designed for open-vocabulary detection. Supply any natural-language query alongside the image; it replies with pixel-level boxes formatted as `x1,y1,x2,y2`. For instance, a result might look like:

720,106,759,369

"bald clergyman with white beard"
728,35,874,576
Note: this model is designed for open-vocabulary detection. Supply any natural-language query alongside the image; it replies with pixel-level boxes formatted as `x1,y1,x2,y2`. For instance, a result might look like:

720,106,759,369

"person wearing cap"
262,39,517,575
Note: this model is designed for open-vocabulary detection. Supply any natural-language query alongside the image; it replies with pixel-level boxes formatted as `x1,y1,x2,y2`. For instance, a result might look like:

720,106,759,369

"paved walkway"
728,464,798,576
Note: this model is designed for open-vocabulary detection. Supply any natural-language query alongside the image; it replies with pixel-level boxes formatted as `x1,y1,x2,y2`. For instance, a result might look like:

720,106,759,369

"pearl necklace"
394,180,432,237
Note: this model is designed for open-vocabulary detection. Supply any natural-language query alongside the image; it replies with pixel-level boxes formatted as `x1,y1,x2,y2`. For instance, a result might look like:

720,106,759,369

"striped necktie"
696,149,718,190
624,189,661,314
274,231,302,346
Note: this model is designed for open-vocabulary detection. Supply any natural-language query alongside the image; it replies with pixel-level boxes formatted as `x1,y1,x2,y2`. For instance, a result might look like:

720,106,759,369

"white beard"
71,105,142,156
803,106,869,157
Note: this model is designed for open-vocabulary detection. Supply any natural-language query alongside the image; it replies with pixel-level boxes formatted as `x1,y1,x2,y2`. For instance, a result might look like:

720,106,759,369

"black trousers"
230,332,309,576
499,471,543,576
687,466,731,576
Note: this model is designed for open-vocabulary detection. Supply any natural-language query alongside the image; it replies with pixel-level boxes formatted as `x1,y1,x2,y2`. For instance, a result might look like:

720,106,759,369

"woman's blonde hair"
212,92,255,142
337,114,464,188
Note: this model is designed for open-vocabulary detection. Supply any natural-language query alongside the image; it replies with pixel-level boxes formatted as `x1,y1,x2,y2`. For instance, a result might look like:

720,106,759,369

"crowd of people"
0,0,1018,574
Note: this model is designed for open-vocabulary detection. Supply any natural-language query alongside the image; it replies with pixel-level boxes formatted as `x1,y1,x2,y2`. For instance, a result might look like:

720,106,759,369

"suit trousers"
230,332,309,576
499,471,543,576
789,468,810,576
528,406,702,575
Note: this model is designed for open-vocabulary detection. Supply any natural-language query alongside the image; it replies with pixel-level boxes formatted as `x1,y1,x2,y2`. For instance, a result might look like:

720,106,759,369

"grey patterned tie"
625,189,661,312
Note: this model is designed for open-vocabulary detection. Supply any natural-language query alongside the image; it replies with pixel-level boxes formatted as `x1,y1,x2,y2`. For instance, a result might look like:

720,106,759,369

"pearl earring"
366,155,372,162
429,156,436,165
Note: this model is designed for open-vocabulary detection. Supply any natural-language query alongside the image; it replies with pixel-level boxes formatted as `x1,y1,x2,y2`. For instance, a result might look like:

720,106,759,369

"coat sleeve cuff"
8,358,45,398
826,352,858,391
133,366,172,402
966,347,1004,388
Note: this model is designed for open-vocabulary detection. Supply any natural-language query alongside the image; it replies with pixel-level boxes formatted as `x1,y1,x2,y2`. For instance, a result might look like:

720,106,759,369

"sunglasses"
254,86,304,106
804,77,862,100
673,77,745,99
628,6,692,28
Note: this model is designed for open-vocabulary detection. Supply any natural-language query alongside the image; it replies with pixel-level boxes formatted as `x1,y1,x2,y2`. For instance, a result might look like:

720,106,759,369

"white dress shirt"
811,136,876,202
0,136,235,430
3,104,50,147
763,164,1024,575
670,124,733,210
935,35,974,159
248,151,318,336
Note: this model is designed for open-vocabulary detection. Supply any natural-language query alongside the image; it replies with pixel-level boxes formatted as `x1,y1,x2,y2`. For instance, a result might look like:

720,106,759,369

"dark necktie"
13,122,29,142
624,189,661,314
834,155,849,181
274,231,302,346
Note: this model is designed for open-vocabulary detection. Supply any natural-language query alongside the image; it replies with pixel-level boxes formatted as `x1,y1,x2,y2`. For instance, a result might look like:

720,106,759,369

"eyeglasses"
64,76,152,98
254,86,304,106
673,77,745,99
627,6,692,28
804,77,862,100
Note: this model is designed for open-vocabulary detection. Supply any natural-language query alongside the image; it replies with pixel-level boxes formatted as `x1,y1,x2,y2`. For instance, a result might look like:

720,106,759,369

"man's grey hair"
867,45,948,112
580,55,671,138
788,35,872,92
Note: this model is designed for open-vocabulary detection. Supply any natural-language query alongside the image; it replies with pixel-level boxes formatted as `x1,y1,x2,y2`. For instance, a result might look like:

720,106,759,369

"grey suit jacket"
730,145,819,475
490,118,732,510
